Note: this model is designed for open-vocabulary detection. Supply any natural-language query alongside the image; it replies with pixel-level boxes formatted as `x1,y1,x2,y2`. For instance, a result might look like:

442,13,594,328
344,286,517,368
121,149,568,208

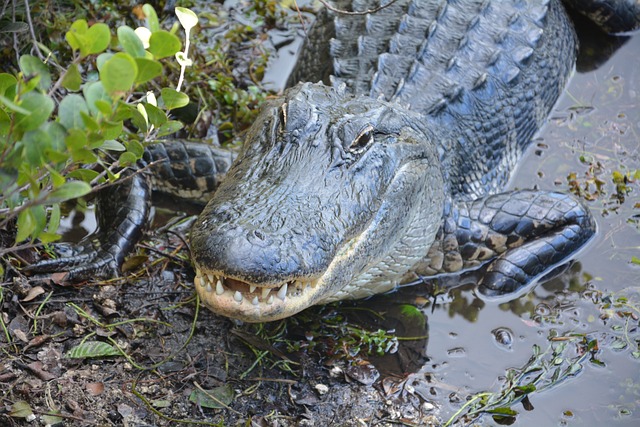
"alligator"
28,0,640,322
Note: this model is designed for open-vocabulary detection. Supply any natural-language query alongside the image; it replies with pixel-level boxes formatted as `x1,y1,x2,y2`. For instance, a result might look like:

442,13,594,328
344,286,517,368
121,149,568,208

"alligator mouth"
194,268,321,321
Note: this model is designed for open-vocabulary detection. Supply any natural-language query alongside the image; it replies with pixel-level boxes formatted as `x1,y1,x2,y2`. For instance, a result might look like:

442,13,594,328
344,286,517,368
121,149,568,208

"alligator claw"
26,240,121,282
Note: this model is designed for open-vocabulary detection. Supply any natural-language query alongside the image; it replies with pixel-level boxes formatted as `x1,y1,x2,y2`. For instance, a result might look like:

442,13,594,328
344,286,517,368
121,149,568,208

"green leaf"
58,94,89,130
14,92,54,131
100,52,138,99
65,128,87,150
66,20,110,57
9,400,34,418
156,120,183,137
61,63,82,91
80,110,100,131
65,19,89,51
67,169,100,181
19,55,51,91
487,407,518,416
188,384,234,409
113,101,136,121
134,57,162,84
101,120,123,140
43,121,68,153
514,384,536,395
83,81,111,116
0,73,17,96
16,209,36,242
22,129,51,166
126,139,144,157
31,204,47,238
37,232,62,244
66,341,121,358
143,4,160,32
161,87,189,110
46,165,65,188
101,139,126,151
87,131,105,149
84,23,111,57
117,25,146,58
631,256,640,266
96,52,114,71
119,151,137,166
48,181,92,204
94,100,113,116
148,30,181,59
399,304,425,322
143,103,167,127
0,94,30,114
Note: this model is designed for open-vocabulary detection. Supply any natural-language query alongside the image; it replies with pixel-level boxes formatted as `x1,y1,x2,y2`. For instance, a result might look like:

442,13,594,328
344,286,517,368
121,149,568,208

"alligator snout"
190,205,336,322
190,219,323,286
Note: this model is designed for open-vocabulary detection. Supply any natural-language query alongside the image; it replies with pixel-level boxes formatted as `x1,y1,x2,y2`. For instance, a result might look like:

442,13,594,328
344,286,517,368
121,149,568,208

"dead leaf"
12,328,28,343
25,334,51,350
26,361,56,381
22,286,45,302
51,272,70,285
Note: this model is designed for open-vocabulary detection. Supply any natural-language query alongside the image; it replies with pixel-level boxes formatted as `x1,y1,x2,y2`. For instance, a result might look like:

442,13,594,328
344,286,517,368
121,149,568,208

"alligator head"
190,82,445,322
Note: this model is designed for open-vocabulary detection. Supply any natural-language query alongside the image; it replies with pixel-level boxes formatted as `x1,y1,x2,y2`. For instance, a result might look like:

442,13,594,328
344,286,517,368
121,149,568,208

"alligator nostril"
247,229,272,247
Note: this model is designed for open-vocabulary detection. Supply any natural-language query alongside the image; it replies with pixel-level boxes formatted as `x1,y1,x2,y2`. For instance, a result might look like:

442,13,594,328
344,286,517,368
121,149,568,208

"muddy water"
500,31,640,426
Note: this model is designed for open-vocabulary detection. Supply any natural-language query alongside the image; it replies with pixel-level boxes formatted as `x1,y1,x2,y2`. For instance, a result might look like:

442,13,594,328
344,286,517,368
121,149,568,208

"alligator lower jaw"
193,268,321,322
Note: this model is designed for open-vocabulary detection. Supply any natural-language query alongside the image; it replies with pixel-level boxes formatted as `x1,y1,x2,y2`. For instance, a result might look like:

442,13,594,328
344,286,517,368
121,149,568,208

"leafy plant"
0,4,196,249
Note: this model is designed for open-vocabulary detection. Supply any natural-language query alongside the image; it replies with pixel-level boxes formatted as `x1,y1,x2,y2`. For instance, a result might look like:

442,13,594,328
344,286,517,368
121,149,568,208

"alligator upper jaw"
194,269,323,322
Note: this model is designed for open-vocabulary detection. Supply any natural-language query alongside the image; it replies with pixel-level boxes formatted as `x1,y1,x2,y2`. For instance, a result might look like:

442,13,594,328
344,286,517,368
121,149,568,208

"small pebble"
314,384,329,395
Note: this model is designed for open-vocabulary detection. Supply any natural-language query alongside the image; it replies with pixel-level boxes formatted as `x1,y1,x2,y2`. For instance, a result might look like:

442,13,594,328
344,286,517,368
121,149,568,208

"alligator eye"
350,125,374,154
278,103,287,133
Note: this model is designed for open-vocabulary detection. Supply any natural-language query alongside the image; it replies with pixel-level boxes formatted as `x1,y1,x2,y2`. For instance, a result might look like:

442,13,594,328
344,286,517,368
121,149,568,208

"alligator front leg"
423,190,596,298
26,170,151,281
26,141,236,281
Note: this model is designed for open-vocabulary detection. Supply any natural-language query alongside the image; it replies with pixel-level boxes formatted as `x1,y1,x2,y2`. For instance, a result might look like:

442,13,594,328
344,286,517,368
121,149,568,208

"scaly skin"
28,0,639,322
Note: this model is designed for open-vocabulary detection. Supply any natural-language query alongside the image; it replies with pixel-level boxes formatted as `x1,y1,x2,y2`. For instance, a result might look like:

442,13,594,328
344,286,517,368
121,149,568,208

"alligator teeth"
277,283,287,301
195,271,321,307
234,291,243,303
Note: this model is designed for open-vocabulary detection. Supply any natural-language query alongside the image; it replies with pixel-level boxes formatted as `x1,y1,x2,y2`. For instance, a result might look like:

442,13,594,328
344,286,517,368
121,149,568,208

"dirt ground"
1,224,446,426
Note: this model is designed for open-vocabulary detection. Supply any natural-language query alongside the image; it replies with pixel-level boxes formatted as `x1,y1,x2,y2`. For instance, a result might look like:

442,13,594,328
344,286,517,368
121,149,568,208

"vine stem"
23,0,43,59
